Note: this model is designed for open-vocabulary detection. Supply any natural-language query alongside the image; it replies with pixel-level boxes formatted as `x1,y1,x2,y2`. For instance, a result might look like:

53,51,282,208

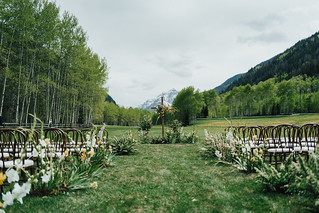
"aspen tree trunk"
72,95,76,124
15,47,23,122
33,77,39,115
25,52,35,125
46,60,51,123
0,29,15,116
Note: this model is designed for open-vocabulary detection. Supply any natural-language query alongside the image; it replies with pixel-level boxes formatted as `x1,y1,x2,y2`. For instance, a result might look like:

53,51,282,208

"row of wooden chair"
227,123,318,167
0,127,109,174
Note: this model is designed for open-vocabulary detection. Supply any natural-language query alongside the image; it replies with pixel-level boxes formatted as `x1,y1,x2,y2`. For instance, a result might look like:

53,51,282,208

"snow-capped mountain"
139,89,179,111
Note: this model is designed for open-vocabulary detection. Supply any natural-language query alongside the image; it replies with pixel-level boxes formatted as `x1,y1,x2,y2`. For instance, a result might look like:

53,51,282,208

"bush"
137,120,199,144
110,130,136,155
139,115,152,132
256,148,319,207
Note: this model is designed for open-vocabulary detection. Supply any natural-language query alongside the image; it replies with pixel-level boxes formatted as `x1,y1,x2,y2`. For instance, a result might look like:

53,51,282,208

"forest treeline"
0,0,109,125
168,75,319,126
200,75,319,119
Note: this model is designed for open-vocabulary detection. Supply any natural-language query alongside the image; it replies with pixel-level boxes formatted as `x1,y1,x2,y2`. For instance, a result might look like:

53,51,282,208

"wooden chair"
297,123,318,159
43,128,67,159
0,128,34,178
267,124,300,168
64,128,85,153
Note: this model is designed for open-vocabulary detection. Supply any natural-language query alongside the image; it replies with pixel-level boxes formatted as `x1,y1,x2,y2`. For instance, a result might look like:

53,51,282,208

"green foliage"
202,129,264,172
103,102,151,126
225,31,319,92
139,114,152,131
8,143,315,212
0,0,108,125
255,155,294,192
173,86,203,125
109,131,136,155
256,150,319,207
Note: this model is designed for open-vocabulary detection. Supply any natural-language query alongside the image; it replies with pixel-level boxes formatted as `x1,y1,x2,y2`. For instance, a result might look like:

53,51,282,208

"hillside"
214,73,244,94
223,31,319,92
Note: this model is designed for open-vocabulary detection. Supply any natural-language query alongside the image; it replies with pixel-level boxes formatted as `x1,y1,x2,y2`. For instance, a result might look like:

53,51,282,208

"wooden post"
161,97,164,138
151,96,166,138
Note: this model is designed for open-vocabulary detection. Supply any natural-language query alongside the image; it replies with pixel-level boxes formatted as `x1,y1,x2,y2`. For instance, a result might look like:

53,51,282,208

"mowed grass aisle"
8,144,313,213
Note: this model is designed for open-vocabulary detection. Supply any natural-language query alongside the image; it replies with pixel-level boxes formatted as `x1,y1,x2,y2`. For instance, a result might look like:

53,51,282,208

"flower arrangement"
0,116,114,212
201,129,264,172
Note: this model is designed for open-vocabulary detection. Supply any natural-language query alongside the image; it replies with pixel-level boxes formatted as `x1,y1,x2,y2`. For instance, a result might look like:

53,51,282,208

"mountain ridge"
223,31,319,92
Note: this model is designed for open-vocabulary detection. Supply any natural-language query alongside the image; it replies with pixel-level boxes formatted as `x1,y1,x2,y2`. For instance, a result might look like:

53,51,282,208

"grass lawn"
7,144,316,213
6,114,319,212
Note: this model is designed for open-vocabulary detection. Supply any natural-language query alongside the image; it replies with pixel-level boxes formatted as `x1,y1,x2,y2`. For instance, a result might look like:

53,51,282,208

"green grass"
6,114,319,212
7,144,315,213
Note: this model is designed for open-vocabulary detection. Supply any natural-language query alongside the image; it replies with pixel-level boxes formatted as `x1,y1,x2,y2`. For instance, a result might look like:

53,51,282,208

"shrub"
139,115,152,132
110,130,136,155
256,149,319,207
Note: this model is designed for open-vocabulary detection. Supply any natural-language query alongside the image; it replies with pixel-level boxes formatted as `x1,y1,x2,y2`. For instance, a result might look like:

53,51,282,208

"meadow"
6,114,319,212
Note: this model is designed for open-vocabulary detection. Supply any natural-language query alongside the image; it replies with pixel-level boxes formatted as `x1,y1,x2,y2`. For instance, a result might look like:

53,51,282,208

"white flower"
98,130,103,140
42,170,54,183
215,150,222,159
201,147,207,151
39,149,45,158
6,169,19,183
32,149,39,157
226,131,234,141
12,183,27,204
0,209,5,213
2,191,14,208
41,174,50,183
86,134,90,141
22,182,31,195
39,139,46,147
204,129,209,138
92,137,96,147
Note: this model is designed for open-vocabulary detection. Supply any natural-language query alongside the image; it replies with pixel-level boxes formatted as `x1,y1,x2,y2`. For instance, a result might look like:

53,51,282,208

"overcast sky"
54,0,319,107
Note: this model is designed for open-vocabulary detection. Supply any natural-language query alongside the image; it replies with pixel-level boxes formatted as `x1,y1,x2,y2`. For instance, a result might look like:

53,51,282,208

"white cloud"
54,0,319,107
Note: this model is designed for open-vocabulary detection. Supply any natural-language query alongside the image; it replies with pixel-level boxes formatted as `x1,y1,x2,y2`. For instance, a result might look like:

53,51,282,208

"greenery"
0,117,114,212
103,102,151,126
0,0,108,125
256,148,319,206
173,86,203,125
139,114,152,132
225,31,319,92
4,114,319,212
109,130,136,155
6,144,316,212
202,129,264,173
137,120,200,144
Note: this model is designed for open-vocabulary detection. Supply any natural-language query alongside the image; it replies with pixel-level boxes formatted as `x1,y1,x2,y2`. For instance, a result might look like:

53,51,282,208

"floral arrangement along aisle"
0,116,114,212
